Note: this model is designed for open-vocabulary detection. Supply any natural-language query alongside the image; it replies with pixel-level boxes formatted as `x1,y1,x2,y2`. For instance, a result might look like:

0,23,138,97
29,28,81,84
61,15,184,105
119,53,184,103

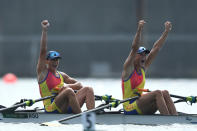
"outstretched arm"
145,21,172,69
122,20,145,80
37,20,50,81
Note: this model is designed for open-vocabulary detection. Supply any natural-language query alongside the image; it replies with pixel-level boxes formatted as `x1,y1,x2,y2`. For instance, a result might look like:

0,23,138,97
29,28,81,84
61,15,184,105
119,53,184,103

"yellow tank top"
39,71,64,107
122,68,145,110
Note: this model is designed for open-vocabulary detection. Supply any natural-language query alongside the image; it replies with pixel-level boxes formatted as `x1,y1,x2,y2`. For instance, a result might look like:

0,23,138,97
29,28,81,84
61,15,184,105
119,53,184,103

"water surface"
0,78,197,131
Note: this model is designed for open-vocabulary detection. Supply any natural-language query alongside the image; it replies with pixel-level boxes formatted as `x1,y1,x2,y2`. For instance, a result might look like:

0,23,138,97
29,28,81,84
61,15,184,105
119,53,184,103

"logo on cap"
46,51,61,60
137,47,150,54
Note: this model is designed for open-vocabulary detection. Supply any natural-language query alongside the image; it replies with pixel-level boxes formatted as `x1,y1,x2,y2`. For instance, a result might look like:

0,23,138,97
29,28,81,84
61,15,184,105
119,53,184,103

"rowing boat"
1,109,197,125
0,93,197,126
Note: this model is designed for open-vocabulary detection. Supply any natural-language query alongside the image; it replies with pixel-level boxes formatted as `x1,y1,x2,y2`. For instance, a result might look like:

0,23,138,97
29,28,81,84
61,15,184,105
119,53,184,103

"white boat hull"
1,111,197,125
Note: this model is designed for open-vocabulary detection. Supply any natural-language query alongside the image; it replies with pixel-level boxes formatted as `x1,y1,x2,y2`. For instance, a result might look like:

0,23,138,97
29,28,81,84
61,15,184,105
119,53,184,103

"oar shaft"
59,103,110,123
169,94,186,100
58,96,139,123
0,103,25,112
138,88,186,99
34,94,57,103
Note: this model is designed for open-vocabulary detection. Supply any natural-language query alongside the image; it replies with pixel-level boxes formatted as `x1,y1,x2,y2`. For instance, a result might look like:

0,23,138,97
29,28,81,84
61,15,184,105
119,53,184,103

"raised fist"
138,20,146,28
41,20,50,29
164,21,172,31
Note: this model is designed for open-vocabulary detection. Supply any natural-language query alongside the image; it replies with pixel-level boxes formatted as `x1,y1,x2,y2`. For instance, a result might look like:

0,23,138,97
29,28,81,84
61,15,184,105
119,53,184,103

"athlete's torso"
122,68,146,109
39,70,64,106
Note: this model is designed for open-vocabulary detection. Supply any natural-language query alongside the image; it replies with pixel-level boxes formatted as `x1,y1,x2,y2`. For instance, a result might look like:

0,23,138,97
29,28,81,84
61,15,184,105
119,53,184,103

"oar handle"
169,94,186,100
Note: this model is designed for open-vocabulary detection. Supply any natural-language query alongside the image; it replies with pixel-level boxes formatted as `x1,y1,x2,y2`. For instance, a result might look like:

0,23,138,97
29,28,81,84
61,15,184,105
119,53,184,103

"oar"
138,88,197,105
41,96,139,126
0,105,6,109
0,94,57,113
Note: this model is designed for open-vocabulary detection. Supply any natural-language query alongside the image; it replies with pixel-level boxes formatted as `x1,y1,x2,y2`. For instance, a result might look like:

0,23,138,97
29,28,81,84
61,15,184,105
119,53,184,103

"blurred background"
0,0,197,78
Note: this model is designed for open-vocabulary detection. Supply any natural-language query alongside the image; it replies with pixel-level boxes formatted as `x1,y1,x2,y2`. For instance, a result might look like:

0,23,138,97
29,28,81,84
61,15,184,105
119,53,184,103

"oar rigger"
0,94,57,113
94,94,120,111
186,96,197,105
95,94,118,103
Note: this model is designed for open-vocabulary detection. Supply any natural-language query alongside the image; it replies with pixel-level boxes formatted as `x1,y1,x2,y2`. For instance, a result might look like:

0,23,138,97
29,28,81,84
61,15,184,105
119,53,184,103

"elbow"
76,82,83,89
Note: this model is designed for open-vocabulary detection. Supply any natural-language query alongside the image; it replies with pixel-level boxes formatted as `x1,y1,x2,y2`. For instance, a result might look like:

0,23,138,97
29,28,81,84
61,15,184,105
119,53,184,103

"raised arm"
122,20,145,79
145,21,172,69
37,20,50,80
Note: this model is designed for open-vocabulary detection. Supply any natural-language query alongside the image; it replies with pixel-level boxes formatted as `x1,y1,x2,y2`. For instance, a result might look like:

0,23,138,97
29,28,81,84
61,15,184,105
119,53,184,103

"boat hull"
1,111,197,125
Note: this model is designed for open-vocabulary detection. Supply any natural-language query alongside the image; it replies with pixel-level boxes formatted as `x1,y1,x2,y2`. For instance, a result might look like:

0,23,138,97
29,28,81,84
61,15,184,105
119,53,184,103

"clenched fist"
138,20,146,27
164,21,172,31
41,20,50,31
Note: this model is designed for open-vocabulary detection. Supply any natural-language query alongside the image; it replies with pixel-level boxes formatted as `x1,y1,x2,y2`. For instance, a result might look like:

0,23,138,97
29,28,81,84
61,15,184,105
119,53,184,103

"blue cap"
137,47,150,54
46,51,61,60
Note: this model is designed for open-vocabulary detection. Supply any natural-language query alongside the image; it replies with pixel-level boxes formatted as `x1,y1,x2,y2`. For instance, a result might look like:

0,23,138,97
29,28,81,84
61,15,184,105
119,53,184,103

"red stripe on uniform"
122,79,125,96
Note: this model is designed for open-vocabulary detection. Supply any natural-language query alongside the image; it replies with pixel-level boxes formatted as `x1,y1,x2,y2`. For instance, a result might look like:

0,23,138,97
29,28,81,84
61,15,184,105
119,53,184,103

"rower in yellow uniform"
122,20,177,115
39,62,64,113
37,20,95,114
122,64,146,114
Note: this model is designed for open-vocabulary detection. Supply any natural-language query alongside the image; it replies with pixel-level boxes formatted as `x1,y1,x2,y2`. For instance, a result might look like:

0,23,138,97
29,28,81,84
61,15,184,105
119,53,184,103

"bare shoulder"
122,67,134,81
59,71,69,78
59,72,78,84
59,71,72,82
122,61,134,80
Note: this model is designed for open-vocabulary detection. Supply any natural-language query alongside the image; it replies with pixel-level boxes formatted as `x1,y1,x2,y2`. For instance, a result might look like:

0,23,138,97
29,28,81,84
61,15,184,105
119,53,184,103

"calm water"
0,78,197,131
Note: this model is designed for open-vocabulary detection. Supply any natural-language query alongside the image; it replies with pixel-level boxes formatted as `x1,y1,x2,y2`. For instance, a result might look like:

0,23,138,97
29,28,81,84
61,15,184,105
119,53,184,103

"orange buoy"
3,73,18,83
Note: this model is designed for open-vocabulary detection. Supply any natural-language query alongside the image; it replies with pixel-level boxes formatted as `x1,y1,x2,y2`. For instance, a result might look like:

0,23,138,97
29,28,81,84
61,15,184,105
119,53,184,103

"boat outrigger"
0,92,197,126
